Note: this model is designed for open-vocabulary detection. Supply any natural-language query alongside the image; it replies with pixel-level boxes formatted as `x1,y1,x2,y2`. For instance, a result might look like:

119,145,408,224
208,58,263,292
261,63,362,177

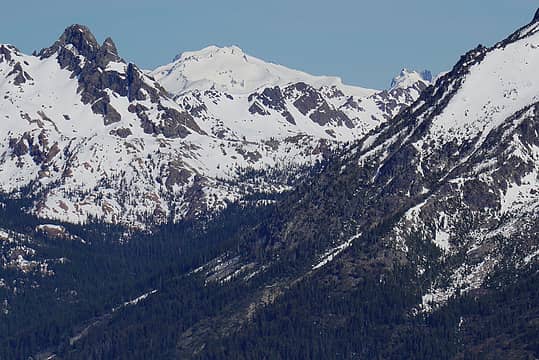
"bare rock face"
91,97,122,125
96,37,121,68
165,166,192,189
0,24,431,228
35,25,201,138
288,82,354,128
0,44,13,62
8,130,61,166
248,86,296,124
37,24,100,62
36,25,127,125
7,62,33,85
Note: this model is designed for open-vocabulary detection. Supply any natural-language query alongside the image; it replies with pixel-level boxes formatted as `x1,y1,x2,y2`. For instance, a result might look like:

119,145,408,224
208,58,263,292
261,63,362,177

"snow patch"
313,233,361,270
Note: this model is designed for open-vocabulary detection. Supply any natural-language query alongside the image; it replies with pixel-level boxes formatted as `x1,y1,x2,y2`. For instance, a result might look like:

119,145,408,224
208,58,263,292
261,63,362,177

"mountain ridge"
152,44,378,97
2,9,539,360
0,25,429,227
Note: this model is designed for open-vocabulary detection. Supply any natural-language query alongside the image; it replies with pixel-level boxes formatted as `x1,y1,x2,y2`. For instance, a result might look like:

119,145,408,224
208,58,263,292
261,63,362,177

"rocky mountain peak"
534,8,539,22
36,25,122,69
390,68,431,90
96,37,121,67
37,24,99,60
0,23,427,227
101,37,119,57
60,24,99,53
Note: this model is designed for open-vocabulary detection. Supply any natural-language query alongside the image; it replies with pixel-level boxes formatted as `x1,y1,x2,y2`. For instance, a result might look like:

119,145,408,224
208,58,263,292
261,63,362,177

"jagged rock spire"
96,37,121,67
59,24,99,56
101,37,119,57
38,24,99,59
35,24,127,73
534,8,539,22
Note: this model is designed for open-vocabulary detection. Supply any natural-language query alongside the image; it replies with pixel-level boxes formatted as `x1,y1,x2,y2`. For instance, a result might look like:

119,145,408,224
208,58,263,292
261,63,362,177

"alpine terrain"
1,9,539,360
0,28,429,227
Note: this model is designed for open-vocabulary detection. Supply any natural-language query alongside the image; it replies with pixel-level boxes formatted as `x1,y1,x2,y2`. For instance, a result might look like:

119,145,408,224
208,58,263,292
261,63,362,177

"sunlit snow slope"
0,26,429,227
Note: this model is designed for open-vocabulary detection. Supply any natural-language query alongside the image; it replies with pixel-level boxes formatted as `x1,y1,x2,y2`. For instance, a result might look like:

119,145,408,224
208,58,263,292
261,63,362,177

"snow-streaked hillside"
5,11,539,360
187,10,539,326
0,26,429,227
348,14,539,311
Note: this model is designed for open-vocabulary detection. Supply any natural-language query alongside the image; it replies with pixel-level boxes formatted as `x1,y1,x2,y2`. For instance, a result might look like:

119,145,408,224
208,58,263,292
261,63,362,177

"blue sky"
2,0,537,89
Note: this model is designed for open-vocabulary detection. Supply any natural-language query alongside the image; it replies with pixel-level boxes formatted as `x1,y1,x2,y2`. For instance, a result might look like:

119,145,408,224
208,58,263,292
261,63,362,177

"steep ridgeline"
350,14,539,310
0,25,204,226
152,11,539,357
188,11,539,292
0,27,429,227
254,8,539,306
4,12,539,359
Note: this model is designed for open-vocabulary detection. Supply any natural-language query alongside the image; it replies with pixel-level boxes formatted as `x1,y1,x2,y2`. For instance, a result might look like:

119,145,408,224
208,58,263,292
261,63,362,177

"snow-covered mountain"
390,68,431,91
172,12,539,352
186,6,539,315
5,10,539,360
151,45,375,97
154,46,431,146
0,26,429,227
337,12,539,310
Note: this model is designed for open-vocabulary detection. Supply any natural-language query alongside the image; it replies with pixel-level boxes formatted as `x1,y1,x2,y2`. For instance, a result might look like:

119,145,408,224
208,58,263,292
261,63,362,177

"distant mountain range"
2,9,539,360
0,26,430,227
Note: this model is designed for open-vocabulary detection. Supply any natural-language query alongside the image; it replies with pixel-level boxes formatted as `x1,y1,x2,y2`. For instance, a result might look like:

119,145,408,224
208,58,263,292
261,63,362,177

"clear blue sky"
2,0,537,89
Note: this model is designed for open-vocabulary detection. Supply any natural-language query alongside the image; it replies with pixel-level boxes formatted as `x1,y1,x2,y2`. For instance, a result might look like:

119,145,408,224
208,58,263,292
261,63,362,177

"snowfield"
0,30,429,227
